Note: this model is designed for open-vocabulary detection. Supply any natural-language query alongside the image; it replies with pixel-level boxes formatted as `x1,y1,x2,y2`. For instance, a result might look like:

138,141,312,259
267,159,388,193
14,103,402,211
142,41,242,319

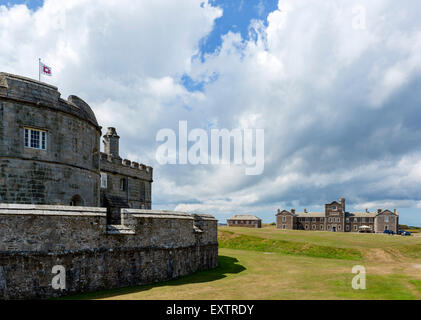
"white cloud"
2,0,421,224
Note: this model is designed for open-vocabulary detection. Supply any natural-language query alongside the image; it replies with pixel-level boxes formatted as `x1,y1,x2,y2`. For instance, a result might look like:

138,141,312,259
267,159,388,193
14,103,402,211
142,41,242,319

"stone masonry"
276,198,399,233
0,204,218,299
0,72,218,299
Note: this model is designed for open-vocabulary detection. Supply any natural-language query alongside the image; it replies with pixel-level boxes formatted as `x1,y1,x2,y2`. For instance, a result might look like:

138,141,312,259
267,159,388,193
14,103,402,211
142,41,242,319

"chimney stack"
339,198,346,212
103,127,120,159
377,208,382,214
291,208,295,214
365,208,368,213
304,208,307,213
394,208,396,214
277,208,281,214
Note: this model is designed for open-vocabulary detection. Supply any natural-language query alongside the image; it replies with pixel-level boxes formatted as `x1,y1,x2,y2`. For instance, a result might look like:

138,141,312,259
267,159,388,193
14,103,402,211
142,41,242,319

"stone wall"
0,204,218,299
374,210,399,233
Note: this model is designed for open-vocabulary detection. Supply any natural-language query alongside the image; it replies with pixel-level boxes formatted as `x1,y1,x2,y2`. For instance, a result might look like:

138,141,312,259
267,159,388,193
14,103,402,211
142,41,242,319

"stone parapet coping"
125,209,217,221
0,204,217,220
0,203,106,216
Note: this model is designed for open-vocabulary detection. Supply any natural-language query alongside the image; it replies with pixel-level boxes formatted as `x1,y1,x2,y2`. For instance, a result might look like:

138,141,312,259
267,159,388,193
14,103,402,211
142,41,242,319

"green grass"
218,230,362,260
68,225,421,300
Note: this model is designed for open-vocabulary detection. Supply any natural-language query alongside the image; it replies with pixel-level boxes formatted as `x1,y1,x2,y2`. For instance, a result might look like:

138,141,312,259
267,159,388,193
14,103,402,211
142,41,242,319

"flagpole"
38,58,41,81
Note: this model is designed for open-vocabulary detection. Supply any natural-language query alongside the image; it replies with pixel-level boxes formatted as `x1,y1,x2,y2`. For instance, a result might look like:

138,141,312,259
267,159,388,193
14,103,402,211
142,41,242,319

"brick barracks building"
276,198,399,233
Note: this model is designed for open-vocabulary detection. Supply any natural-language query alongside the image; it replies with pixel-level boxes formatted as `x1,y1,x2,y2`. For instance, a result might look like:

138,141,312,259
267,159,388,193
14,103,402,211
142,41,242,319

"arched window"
70,195,84,206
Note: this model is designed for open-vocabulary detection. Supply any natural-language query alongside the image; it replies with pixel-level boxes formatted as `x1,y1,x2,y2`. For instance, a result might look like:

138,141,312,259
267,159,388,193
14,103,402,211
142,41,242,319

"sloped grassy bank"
218,230,362,260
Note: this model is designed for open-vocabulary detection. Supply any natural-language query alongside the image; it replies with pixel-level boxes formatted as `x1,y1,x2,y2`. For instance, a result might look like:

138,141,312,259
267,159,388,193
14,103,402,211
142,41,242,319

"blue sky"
2,0,42,10
2,1,421,226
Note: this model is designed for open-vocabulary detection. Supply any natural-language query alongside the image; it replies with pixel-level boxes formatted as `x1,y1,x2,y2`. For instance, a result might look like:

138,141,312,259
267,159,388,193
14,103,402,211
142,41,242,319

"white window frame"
100,172,107,188
320,225,323,230
346,225,350,231
24,127,47,150
282,224,286,229
354,225,357,231
384,216,389,223
282,216,286,222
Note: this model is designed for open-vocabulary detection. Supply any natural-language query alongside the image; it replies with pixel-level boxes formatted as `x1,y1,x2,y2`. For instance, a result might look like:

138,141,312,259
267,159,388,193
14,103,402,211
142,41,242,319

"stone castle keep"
0,72,218,299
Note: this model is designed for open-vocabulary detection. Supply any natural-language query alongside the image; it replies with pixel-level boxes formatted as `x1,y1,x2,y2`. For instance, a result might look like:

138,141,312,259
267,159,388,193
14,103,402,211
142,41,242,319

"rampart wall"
0,204,218,299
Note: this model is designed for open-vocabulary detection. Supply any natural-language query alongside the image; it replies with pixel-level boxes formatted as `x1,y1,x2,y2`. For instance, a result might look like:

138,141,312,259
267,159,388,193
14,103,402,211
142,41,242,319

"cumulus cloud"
2,0,421,224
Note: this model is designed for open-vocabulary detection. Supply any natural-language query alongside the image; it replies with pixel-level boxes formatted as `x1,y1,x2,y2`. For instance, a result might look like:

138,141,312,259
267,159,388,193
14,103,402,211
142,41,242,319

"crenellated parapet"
100,152,153,181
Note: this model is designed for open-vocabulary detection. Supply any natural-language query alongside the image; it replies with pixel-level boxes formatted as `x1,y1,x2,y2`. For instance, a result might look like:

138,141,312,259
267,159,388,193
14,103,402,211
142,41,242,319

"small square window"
24,127,47,150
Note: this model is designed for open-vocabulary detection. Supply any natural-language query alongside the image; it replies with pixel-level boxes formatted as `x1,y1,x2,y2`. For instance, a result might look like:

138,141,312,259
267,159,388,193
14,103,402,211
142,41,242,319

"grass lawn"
68,226,421,300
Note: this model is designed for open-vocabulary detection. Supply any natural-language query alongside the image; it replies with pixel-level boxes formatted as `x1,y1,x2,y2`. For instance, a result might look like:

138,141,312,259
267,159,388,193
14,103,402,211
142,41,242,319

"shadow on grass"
64,255,246,300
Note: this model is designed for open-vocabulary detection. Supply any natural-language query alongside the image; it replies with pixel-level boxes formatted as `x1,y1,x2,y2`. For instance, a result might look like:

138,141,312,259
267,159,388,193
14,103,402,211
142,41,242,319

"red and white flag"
39,62,52,76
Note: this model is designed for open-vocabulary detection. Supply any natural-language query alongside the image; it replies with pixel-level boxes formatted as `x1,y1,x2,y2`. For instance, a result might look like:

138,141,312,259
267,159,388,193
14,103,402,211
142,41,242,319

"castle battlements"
100,152,153,176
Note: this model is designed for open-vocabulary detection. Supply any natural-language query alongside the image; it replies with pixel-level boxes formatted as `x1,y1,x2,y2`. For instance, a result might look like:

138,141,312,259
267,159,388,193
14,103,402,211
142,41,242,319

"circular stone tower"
0,72,101,206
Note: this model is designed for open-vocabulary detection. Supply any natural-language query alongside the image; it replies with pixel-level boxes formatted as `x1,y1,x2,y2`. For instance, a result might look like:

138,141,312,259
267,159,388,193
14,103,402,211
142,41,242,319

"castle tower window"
120,178,126,191
100,172,107,188
24,127,47,150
